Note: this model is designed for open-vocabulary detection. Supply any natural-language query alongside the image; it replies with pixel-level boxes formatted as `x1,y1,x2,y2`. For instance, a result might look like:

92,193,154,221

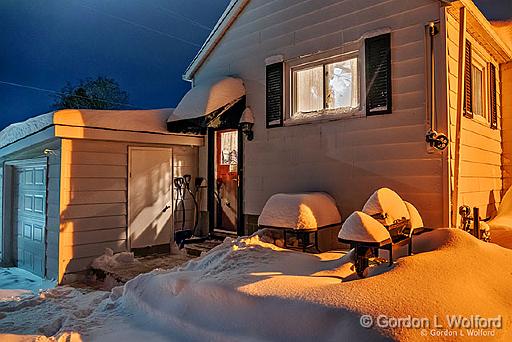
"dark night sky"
0,0,510,130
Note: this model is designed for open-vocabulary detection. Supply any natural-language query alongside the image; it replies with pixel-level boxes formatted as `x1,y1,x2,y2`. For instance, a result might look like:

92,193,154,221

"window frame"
284,45,364,125
470,49,488,123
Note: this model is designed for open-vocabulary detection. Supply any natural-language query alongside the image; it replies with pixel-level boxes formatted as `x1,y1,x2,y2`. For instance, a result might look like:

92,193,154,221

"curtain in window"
325,58,359,110
220,131,238,165
294,66,324,113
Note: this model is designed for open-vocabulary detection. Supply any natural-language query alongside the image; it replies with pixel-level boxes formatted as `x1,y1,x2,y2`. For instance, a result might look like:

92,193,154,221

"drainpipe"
451,6,467,227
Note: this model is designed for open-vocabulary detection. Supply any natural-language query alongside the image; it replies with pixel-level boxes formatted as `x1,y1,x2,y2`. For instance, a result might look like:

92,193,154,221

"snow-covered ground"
0,268,55,300
1,228,511,341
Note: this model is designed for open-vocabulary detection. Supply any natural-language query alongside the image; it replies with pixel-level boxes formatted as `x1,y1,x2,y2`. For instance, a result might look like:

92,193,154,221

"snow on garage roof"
0,108,175,149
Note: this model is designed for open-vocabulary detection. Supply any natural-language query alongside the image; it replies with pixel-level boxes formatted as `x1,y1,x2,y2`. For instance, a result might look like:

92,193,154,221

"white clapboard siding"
194,0,445,226
46,147,62,280
59,139,198,281
445,11,503,221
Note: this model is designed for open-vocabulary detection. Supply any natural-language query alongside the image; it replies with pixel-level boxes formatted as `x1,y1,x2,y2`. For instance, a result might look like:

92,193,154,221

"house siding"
194,0,445,227
445,10,503,223
59,139,198,282
46,146,62,280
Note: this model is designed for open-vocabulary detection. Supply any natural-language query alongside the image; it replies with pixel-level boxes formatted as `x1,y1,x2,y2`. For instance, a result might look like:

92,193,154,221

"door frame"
207,127,245,236
127,146,173,251
2,158,48,275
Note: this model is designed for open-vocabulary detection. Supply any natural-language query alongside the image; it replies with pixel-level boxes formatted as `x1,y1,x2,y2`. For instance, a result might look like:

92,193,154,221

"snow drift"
117,229,512,341
2,229,512,341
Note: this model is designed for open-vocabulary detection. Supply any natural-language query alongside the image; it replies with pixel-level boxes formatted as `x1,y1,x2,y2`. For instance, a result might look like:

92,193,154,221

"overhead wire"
76,1,203,48
0,80,140,108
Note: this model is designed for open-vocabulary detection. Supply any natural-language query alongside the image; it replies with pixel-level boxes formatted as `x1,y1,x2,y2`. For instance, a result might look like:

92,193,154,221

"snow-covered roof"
0,108,175,149
168,77,245,123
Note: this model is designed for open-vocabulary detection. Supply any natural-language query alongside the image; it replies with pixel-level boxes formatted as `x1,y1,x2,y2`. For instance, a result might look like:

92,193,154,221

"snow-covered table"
258,192,342,252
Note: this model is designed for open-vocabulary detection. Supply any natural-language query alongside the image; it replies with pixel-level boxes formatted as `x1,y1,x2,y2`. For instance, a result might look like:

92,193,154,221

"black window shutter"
266,62,284,128
489,63,498,129
463,40,473,118
365,33,392,115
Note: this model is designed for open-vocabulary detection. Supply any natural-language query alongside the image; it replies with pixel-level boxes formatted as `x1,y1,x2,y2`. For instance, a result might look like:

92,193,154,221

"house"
167,0,512,243
0,109,201,283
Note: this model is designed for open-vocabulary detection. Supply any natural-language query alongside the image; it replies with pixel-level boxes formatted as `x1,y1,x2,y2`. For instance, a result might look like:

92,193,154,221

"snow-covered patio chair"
258,192,342,252
338,188,425,277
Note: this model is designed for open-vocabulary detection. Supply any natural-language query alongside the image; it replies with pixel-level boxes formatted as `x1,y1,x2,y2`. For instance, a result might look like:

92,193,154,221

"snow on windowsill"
284,108,365,127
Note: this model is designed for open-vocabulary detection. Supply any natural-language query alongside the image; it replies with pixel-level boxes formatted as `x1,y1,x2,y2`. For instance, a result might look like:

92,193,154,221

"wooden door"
215,130,238,231
128,147,173,249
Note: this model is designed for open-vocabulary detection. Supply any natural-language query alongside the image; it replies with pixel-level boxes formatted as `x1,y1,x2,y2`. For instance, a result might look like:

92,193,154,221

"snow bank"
117,229,512,341
2,229,512,341
0,267,55,300
257,192,341,229
170,77,245,122
488,187,512,248
91,248,140,273
338,211,391,243
362,188,410,225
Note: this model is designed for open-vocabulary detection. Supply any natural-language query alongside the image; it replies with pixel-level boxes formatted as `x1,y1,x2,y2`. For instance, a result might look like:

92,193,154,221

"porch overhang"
167,77,246,135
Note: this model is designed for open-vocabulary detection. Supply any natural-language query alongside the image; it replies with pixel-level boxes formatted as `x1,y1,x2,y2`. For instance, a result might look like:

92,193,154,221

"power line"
76,2,202,48
155,5,212,31
0,80,140,108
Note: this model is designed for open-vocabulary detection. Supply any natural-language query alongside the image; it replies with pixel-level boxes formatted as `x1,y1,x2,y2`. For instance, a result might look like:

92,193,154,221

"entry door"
128,147,173,249
13,162,47,277
215,130,238,232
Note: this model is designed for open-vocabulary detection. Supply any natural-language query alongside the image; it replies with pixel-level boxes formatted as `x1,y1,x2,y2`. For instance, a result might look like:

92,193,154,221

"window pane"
325,58,359,110
294,66,324,114
472,65,483,117
220,131,238,165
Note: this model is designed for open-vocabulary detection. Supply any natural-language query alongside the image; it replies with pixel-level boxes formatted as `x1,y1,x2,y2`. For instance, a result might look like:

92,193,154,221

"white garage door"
13,162,47,277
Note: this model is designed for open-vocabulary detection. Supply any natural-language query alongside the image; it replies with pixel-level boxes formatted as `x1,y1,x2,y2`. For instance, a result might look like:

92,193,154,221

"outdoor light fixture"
239,107,255,141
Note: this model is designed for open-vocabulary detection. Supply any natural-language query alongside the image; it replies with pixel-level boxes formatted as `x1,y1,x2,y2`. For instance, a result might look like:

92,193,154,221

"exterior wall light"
239,107,255,141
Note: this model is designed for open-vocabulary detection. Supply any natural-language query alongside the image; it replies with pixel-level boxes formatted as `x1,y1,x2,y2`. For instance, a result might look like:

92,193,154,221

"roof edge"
458,0,512,61
183,0,249,81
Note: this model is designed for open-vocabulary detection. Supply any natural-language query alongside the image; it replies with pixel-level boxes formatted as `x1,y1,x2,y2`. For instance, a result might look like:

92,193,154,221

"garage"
0,109,203,283
11,160,47,277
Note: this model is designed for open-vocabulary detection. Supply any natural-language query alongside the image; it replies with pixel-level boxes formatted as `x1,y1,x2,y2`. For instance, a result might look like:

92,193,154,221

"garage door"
13,163,47,277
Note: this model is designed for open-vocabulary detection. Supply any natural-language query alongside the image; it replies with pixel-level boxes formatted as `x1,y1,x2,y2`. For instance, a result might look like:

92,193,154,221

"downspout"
451,6,467,228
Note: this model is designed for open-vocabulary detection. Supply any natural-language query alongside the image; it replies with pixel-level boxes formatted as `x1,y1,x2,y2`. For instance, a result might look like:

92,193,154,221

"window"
471,64,485,119
464,39,497,128
220,131,238,166
291,56,360,120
